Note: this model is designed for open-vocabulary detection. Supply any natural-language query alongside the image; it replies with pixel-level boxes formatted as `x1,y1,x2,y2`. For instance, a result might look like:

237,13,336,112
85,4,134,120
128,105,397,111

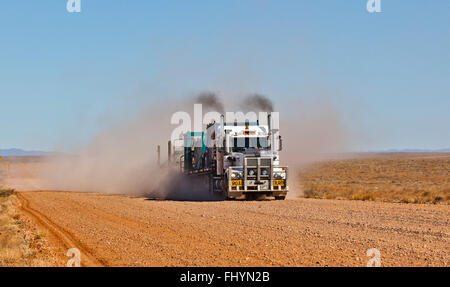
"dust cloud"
279,98,352,198
41,103,173,196
37,96,225,200
28,94,353,200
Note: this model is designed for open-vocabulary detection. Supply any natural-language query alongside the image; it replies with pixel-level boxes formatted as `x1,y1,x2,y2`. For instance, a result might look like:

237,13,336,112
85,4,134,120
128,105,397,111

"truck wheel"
275,196,286,200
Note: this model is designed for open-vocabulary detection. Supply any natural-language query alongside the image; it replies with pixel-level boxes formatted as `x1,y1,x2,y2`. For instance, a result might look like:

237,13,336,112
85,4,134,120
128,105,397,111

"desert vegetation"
299,153,450,204
0,188,49,266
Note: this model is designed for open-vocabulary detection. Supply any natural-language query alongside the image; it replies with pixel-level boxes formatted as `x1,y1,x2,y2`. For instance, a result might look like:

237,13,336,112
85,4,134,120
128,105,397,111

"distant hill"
0,148,53,156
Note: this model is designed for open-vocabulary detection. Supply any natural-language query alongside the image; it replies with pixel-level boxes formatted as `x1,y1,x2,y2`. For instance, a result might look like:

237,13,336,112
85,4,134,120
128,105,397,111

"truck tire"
275,196,286,200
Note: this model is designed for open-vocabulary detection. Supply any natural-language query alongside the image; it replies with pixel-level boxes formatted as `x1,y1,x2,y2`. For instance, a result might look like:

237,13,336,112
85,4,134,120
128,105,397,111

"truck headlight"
248,169,257,176
261,168,268,176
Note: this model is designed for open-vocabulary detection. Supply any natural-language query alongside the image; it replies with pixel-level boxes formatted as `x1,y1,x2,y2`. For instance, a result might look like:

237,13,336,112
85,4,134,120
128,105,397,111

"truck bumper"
227,188,288,199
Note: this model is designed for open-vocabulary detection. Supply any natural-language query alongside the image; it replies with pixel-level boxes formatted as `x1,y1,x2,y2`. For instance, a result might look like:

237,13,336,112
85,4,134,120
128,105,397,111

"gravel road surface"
18,191,449,267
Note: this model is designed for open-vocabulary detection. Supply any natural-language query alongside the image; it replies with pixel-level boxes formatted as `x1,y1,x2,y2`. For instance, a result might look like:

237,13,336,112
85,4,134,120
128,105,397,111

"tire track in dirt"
18,192,107,267
62,198,195,266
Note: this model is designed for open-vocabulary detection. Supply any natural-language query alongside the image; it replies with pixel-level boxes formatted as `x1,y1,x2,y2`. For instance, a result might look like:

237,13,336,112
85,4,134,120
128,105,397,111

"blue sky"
1,0,449,151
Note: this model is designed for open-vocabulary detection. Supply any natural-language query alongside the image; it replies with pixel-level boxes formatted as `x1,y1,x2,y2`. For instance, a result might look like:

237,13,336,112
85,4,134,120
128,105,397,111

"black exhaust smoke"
196,92,225,114
241,94,274,112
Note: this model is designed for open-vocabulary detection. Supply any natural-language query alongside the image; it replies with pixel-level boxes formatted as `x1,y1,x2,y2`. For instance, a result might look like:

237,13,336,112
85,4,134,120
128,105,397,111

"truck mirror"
278,136,283,151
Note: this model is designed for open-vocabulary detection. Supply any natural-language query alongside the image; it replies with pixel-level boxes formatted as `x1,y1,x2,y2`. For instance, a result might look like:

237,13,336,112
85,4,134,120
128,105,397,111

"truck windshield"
232,137,270,152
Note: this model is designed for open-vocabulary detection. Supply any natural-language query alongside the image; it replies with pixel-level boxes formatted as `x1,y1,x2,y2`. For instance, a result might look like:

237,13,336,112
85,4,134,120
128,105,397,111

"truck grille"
246,159,258,167
260,158,271,167
245,157,272,179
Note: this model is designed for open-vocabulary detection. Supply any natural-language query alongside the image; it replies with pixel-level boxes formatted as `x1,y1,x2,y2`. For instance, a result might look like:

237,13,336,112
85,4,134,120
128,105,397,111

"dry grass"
0,189,48,266
299,153,450,204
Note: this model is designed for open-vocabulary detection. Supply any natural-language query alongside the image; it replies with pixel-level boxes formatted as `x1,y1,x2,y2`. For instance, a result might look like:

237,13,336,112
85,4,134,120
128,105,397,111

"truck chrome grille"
246,159,258,167
260,158,271,167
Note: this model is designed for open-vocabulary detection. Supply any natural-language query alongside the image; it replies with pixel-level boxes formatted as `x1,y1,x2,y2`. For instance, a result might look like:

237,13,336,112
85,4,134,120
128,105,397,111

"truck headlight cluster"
273,172,286,179
261,168,269,176
248,169,257,176
231,172,242,179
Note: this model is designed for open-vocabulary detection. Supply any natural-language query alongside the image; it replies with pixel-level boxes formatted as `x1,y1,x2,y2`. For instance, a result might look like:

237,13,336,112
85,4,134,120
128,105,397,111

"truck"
165,113,288,200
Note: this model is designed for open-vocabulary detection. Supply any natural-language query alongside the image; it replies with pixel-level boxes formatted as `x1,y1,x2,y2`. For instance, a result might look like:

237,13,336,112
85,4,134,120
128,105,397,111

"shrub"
0,189,15,197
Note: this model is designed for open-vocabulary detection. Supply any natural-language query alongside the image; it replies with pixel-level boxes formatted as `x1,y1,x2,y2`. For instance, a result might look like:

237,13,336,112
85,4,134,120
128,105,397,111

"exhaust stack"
168,140,172,163
268,113,274,149
157,145,161,167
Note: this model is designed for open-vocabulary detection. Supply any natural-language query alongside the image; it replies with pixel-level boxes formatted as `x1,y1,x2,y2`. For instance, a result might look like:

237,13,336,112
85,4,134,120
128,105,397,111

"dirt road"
17,191,449,267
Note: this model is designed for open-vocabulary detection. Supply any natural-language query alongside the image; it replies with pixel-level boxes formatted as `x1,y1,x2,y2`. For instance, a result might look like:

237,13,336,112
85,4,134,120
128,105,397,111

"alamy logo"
170,104,279,148
66,248,81,267
367,0,381,13
67,0,81,13
366,248,381,267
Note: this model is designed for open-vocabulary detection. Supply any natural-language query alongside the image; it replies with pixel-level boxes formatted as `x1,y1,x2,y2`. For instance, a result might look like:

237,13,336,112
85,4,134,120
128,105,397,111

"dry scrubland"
0,189,53,266
299,153,450,204
0,158,56,266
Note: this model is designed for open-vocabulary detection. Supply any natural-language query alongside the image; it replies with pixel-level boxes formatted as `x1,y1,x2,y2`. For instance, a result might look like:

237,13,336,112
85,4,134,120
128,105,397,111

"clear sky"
1,0,449,151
